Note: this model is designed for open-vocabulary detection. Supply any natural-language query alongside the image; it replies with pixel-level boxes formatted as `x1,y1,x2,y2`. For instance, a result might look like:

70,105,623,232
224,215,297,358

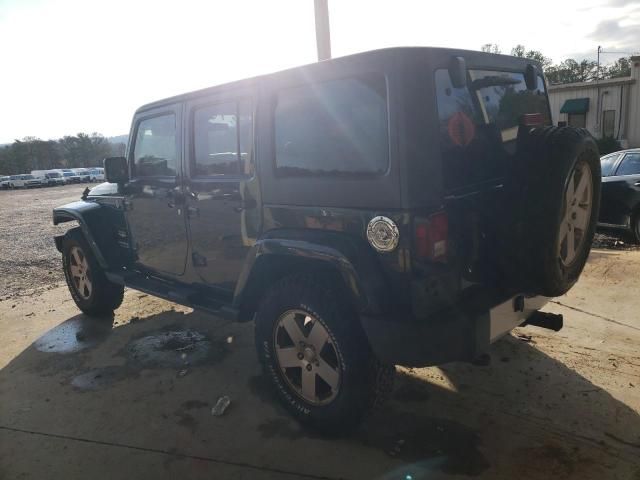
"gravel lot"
0,184,87,300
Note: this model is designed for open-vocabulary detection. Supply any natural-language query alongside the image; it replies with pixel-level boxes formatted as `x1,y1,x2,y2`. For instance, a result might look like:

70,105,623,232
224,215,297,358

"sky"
0,0,638,143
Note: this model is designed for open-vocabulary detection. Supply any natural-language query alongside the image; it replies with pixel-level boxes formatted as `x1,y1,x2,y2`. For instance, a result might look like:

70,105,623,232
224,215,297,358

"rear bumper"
360,295,548,367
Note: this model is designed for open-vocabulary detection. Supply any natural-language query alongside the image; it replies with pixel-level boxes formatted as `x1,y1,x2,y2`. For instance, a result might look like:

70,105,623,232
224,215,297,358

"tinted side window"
133,114,177,177
600,154,620,177
616,153,640,176
193,99,253,176
275,75,389,176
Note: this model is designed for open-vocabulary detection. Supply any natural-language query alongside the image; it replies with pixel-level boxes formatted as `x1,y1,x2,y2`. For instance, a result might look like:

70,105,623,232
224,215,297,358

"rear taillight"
415,212,448,262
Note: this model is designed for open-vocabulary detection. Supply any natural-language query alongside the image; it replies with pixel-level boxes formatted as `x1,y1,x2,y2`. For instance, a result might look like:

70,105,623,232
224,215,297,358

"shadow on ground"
1,309,639,480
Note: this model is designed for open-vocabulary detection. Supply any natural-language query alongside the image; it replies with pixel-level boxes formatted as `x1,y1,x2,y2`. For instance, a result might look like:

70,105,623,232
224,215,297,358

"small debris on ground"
515,333,534,343
177,369,188,378
211,396,231,416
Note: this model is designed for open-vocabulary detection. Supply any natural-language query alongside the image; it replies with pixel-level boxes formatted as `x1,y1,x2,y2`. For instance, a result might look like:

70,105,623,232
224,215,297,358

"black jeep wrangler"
53,47,600,432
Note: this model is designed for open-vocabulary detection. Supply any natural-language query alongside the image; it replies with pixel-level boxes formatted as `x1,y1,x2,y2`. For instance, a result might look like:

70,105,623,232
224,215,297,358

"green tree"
606,57,631,78
545,59,598,84
481,43,501,54
510,44,552,70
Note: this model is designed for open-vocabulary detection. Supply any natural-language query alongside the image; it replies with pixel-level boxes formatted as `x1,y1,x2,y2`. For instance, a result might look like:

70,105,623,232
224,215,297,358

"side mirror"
525,64,537,90
448,56,467,89
104,157,129,184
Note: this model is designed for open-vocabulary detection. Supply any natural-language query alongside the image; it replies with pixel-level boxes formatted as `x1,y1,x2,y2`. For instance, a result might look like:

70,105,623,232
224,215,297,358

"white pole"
314,0,331,61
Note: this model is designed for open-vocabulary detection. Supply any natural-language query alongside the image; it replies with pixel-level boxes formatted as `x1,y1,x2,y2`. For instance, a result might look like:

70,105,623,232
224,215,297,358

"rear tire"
254,274,394,434
62,228,124,317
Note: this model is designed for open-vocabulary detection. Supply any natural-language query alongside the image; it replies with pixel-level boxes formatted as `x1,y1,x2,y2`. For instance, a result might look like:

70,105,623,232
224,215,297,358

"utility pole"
314,0,331,61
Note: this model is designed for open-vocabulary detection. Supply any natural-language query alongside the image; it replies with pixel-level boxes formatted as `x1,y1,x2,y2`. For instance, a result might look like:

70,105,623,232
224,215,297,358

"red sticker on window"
447,111,475,147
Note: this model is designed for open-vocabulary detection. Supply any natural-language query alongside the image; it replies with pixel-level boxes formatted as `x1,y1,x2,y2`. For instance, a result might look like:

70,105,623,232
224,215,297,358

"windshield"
46,172,61,178
63,172,73,177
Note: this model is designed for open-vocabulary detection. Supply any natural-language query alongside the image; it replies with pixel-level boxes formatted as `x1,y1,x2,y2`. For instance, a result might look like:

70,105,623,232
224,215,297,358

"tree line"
481,44,632,84
0,133,126,175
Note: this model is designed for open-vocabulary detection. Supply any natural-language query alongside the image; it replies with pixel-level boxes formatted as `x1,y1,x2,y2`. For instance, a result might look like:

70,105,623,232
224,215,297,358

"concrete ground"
0,186,639,479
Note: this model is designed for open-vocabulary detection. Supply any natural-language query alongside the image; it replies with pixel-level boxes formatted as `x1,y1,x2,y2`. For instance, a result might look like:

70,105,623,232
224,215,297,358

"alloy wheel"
69,246,93,299
558,160,593,266
273,309,342,405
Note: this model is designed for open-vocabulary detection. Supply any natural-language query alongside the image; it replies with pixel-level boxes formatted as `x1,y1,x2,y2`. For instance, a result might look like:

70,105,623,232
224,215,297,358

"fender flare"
53,201,109,268
233,231,388,317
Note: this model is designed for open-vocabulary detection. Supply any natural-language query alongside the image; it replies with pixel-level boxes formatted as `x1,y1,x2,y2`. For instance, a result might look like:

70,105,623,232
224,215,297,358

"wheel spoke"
84,277,92,297
306,320,329,351
565,172,575,209
277,347,301,369
280,312,305,345
70,264,81,277
316,359,340,391
566,227,575,261
301,369,316,400
70,249,80,266
575,169,590,201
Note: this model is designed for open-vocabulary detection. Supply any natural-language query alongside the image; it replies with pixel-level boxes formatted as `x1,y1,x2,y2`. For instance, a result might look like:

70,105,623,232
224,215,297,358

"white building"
547,55,640,148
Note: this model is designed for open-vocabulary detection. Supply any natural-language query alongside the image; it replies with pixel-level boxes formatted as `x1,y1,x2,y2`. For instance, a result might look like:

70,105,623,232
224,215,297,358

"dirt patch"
71,366,137,391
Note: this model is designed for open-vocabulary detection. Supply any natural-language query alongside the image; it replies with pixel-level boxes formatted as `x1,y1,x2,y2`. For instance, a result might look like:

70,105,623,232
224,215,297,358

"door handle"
634,181,640,186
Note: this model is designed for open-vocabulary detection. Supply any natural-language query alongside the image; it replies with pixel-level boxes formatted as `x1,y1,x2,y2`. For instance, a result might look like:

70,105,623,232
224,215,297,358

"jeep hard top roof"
135,46,543,114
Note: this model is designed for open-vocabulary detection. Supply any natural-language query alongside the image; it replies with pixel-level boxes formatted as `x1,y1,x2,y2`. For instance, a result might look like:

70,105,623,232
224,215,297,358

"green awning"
560,98,590,114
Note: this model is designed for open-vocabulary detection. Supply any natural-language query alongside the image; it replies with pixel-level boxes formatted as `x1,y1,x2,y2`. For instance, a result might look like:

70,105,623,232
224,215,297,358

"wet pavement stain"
257,418,316,441
248,374,277,404
125,329,229,369
71,366,136,391
34,316,113,354
358,410,489,477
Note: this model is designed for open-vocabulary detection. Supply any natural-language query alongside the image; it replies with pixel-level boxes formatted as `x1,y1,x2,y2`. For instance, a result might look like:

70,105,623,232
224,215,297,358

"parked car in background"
599,148,640,243
32,170,64,186
73,168,91,182
89,168,105,182
61,171,81,184
10,174,42,188
44,171,65,186
0,176,10,189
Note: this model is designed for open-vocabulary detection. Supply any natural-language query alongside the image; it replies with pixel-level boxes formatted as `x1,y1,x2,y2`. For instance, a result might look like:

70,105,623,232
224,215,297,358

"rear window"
435,69,550,190
274,74,389,177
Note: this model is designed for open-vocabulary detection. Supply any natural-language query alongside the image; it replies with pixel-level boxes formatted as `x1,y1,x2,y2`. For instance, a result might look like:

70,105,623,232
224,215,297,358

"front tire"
62,228,124,317
254,274,394,434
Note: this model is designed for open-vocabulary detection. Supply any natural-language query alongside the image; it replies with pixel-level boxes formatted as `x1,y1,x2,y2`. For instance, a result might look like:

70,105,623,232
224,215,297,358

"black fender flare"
53,200,109,268
233,230,388,318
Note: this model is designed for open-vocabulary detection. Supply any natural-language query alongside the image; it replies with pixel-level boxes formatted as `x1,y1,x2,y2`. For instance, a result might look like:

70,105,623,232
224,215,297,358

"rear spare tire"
516,127,600,297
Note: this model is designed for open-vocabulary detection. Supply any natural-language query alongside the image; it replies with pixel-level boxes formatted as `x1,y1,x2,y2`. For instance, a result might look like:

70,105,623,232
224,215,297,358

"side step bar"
105,270,239,321
524,311,563,332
